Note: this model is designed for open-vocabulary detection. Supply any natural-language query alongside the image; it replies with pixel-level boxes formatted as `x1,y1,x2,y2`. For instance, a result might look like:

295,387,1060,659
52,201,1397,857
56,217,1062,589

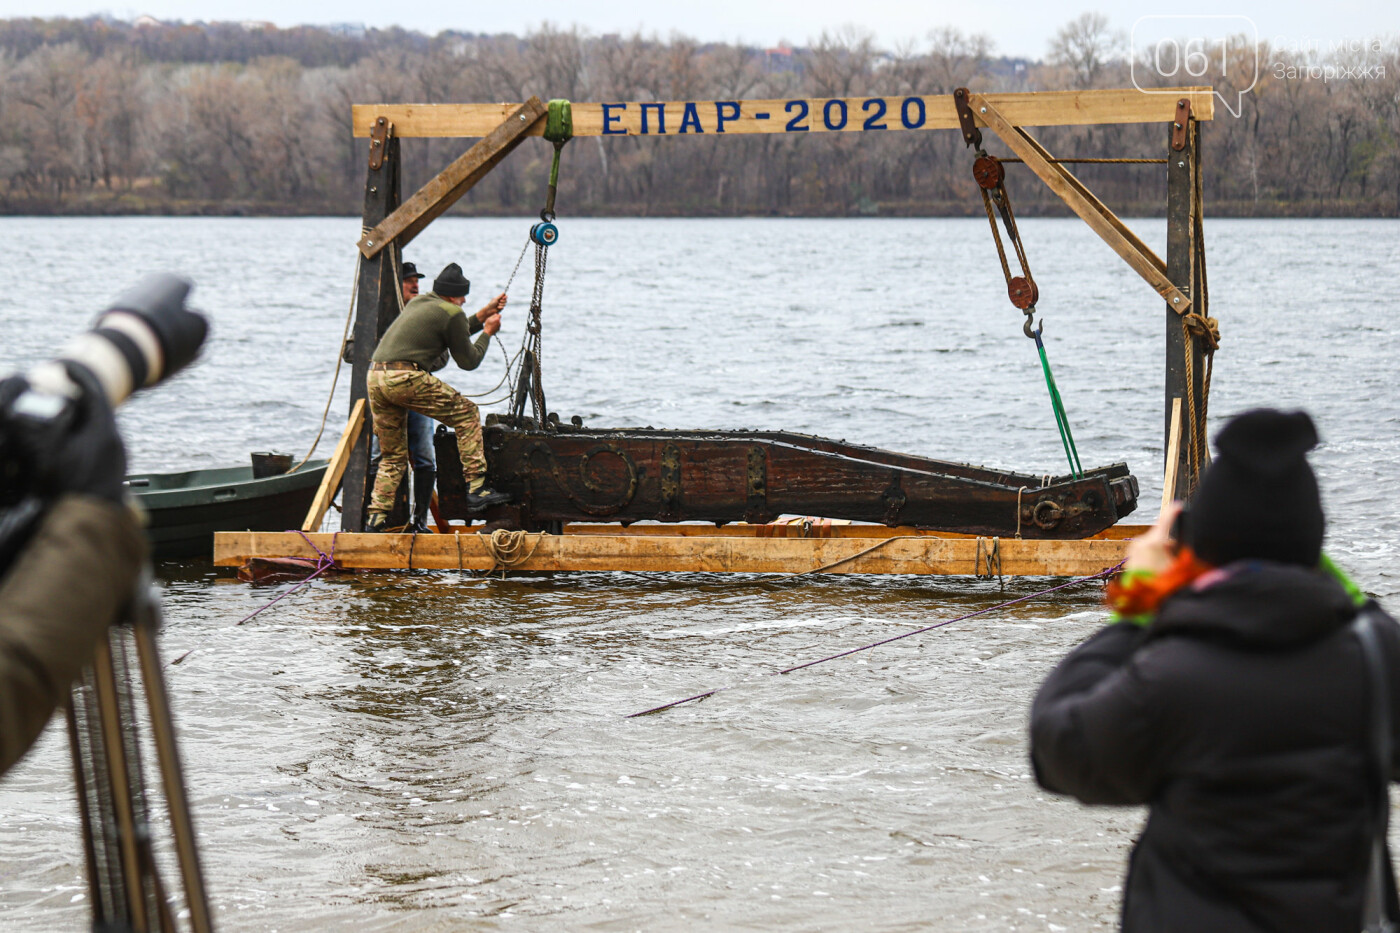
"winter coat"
1030,560,1400,932
1,495,145,774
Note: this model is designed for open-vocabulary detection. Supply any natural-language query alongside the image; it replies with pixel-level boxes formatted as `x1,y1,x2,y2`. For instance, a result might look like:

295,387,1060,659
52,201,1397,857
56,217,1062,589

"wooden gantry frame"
215,86,1215,577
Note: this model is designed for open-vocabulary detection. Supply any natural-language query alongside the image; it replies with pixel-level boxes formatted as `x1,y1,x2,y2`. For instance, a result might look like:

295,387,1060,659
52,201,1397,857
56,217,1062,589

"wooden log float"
214,524,1143,577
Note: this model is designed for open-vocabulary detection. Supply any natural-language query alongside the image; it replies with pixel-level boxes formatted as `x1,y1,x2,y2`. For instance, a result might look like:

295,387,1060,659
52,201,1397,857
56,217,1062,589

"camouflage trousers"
367,369,484,514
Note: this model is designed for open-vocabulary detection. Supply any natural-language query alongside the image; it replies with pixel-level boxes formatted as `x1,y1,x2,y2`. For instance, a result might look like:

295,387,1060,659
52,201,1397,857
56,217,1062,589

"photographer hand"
1125,501,1183,575
0,365,127,505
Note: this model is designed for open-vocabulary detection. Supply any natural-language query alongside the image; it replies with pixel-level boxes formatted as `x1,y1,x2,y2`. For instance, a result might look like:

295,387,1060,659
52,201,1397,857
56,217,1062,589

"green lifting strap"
539,100,572,219
544,99,573,144
1032,329,1084,479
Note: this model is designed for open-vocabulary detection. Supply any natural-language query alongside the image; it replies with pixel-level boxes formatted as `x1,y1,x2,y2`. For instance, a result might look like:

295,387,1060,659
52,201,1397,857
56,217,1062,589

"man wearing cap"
396,261,441,533
1030,409,1400,932
364,262,510,531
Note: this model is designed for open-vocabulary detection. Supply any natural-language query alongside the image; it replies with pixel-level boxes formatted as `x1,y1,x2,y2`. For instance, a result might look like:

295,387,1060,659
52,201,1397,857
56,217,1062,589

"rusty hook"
1022,311,1043,340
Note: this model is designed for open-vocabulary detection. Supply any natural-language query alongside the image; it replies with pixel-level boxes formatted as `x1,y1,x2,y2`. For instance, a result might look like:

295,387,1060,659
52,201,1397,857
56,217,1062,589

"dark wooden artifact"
434,419,1138,538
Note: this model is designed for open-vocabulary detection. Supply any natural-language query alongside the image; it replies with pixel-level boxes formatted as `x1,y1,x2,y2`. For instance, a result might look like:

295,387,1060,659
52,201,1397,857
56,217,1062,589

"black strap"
1353,605,1397,932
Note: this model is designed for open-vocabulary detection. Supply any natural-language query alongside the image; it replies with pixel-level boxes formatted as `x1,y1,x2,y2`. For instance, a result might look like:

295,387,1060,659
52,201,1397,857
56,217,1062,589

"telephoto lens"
23,273,209,408
0,274,209,512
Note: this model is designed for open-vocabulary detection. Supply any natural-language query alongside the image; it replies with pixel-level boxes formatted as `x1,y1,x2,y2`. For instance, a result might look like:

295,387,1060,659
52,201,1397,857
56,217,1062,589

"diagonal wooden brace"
358,96,548,258
970,94,1192,315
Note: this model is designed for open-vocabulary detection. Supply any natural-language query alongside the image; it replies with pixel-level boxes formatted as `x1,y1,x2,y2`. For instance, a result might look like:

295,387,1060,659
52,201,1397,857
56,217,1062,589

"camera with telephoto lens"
0,274,208,564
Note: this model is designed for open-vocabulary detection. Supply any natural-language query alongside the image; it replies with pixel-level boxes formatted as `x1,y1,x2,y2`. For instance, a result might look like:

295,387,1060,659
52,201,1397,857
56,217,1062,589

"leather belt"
370,361,419,371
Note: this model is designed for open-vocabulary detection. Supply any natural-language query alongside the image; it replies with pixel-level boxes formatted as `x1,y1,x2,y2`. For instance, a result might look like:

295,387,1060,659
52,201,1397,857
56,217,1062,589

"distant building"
133,15,163,28
238,20,275,32
764,44,798,72
325,22,367,38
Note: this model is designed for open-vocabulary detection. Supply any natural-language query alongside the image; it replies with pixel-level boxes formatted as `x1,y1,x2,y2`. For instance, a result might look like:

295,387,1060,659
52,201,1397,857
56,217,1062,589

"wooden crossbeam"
215,527,1140,577
302,398,365,533
353,88,1215,138
357,97,547,258
971,94,1193,314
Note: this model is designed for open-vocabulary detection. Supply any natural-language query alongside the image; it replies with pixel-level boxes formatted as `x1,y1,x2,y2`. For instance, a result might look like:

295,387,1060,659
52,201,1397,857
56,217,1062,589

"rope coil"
479,528,545,576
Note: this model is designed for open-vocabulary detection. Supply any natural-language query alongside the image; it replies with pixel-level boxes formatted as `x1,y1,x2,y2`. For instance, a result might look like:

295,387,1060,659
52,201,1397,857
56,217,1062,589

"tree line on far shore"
1,15,1397,217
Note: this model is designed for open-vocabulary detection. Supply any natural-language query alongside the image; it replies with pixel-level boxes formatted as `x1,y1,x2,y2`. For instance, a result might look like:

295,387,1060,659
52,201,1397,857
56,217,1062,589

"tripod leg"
65,702,104,917
133,616,214,933
91,634,149,931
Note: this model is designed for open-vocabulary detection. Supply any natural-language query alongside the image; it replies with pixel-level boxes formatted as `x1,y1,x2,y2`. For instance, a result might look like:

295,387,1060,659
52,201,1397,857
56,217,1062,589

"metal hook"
1023,312,1043,340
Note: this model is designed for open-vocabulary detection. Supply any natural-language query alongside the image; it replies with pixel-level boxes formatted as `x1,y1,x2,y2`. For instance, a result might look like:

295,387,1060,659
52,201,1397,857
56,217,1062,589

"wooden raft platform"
213,522,1144,577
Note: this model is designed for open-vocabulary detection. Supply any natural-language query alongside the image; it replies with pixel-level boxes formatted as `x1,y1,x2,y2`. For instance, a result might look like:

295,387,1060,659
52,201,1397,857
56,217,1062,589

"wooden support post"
302,399,366,532
970,95,1191,313
341,121,402,532
357,97,547,258
1164,107,1202,500
1161,397,1183,513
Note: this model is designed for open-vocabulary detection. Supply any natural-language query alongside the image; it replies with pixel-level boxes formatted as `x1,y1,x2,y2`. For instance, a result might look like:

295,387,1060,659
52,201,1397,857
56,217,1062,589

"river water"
1,216,1398,931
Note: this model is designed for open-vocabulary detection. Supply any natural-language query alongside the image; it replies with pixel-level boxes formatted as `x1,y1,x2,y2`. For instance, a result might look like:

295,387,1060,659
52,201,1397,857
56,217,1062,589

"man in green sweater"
365,262,510,530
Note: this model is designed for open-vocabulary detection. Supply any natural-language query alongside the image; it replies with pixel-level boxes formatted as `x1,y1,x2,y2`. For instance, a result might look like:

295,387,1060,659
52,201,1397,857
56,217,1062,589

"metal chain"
527,240,550,425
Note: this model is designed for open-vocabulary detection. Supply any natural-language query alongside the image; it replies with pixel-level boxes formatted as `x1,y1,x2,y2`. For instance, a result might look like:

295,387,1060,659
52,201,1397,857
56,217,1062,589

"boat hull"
128,462,327,560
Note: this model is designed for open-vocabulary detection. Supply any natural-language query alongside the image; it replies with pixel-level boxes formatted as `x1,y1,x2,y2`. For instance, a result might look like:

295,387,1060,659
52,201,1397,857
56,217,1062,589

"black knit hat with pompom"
1185,409,1324,567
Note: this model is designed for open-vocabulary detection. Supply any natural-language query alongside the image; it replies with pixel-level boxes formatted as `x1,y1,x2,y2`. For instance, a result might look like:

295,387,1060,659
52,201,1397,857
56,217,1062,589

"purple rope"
225,531,338,626
625,560,1125,718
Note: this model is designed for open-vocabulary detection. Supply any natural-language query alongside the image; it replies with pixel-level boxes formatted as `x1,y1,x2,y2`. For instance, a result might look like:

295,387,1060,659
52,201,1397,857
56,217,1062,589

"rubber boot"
411,466,436,533
363,511,388,533
464,482,512,512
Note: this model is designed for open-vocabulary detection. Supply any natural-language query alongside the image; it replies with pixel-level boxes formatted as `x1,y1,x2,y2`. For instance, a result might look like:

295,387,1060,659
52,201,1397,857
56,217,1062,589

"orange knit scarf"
1106,547,1216,618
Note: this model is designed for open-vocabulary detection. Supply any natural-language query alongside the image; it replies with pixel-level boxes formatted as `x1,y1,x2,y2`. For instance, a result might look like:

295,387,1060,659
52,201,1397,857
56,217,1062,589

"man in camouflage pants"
364,262,512,531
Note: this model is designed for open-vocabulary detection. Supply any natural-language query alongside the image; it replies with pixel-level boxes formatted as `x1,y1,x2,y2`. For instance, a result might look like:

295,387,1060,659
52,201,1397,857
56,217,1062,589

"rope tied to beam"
479,529,545,576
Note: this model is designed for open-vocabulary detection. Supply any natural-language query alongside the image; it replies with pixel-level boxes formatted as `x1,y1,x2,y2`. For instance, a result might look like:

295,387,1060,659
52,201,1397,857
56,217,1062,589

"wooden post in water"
1164,101,1204,501
341,118,402,532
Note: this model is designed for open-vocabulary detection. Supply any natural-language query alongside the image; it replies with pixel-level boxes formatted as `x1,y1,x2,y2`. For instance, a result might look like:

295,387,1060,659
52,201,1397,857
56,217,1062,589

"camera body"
0,274,208,568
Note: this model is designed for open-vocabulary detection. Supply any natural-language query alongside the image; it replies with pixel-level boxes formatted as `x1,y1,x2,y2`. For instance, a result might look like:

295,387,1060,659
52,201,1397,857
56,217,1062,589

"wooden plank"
302,399,366,533
352,88,1216,138
1161,397,1183,512
971,94,1192,313
357,97,546,258
214,529,1131,577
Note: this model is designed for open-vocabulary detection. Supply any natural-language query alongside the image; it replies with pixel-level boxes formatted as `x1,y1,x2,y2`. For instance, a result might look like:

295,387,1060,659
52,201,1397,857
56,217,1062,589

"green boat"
127,460,328,561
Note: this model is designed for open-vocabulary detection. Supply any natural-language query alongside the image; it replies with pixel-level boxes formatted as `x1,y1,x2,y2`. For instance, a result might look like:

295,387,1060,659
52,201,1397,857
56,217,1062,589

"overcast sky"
9,0,1398,60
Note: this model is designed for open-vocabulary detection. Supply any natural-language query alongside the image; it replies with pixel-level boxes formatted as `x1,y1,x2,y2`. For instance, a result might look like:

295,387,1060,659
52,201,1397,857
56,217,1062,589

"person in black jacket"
1030,409,1400,932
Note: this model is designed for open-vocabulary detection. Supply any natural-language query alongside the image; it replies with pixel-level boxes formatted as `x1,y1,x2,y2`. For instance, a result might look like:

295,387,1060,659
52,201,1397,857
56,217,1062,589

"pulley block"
1007,276,1038,310
972,155,1005,190
530,222,559,247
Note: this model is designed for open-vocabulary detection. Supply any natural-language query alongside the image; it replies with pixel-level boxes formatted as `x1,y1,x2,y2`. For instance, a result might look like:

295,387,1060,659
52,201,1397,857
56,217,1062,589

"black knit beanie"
433,263,471,298
1185,409,1324,567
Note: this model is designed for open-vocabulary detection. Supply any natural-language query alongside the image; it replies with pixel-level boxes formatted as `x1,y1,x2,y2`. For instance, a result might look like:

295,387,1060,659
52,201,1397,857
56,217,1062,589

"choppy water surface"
1,216,1398,931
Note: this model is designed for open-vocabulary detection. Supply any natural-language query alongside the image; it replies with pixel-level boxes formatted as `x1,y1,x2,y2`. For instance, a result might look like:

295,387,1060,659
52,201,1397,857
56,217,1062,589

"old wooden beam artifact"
432,422,1138,539
352,87,1214,138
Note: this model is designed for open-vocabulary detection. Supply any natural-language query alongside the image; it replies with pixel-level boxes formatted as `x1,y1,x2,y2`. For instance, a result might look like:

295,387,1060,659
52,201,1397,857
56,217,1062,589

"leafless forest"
1,15,1397,216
